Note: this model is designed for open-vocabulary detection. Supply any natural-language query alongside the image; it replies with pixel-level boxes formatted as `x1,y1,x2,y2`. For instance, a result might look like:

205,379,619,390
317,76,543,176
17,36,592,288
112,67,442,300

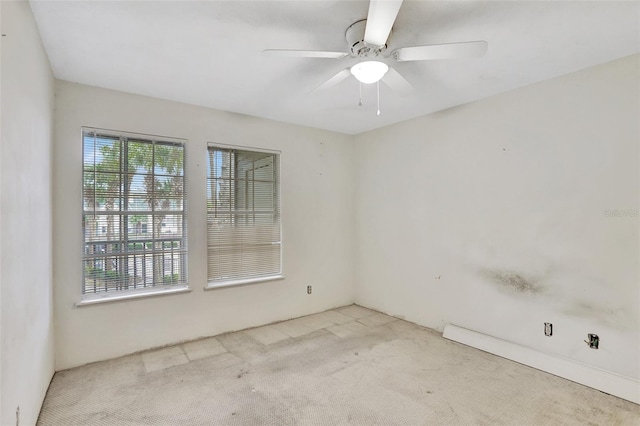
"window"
82,128,187,300
207,144,281,286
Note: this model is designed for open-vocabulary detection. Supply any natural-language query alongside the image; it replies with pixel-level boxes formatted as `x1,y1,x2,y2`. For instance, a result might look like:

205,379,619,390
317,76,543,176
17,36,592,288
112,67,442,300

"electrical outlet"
585,333,599,349
307,285,312,294
544,323,552,336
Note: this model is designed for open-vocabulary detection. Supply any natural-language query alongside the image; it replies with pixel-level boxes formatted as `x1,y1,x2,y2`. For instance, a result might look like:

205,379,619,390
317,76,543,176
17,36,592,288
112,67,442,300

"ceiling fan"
263,0,487,103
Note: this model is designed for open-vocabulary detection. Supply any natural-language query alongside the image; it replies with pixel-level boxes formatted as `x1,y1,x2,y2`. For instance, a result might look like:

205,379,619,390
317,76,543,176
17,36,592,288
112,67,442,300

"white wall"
1,1,55,425
354,54,640,380
54,81,355,370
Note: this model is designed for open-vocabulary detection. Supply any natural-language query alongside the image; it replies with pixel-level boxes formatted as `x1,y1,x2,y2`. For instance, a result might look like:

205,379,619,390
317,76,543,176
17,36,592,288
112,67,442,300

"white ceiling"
30,0,640,135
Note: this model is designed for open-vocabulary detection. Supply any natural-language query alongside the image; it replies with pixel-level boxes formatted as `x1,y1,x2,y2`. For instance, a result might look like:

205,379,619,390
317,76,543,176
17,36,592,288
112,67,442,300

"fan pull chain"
376,81,381,116
358,82,363,107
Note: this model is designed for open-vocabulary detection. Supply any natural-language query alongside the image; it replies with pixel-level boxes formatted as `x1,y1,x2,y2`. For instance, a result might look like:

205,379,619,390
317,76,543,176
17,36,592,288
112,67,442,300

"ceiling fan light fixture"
350,60,389,84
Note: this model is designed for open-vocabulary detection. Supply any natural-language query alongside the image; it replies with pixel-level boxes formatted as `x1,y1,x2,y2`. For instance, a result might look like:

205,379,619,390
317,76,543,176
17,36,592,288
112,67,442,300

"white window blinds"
82,129,187,296
207,145,281,284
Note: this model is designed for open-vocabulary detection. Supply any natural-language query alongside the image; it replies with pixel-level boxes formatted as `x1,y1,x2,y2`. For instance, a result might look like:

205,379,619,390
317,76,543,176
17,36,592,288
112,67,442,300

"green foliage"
84,266,103,279
84,267,126,281
105,270,120,280
120,241,171,251
163,274,180,284
129,215,148,223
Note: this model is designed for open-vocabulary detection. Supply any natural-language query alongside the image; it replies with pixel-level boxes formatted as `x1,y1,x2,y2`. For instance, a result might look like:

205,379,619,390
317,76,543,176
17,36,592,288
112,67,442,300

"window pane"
254,181,274,211
127,140,153,173
155,143,184,176
95,137,121,173
83,214,120,242
127,173,151,211
154,176,184,211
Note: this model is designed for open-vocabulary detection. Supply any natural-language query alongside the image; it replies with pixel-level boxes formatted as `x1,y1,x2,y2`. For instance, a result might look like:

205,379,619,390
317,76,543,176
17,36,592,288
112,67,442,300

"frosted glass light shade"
350,61,389,84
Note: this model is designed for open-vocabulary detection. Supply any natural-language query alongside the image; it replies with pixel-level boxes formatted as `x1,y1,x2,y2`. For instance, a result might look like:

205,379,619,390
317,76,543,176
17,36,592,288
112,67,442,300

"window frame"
79,127,189,305
205,143,283,289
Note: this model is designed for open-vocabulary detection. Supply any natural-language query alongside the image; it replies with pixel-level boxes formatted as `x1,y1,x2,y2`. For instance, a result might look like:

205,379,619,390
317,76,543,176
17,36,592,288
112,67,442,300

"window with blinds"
207,145,281,285
82,129,187,298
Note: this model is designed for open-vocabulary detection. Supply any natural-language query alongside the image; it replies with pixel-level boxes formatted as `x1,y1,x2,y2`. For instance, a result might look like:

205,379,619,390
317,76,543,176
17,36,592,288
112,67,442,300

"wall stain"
481,269,543,294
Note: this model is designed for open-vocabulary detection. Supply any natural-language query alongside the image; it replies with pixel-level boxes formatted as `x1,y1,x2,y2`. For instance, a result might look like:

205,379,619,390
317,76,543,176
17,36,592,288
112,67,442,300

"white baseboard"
443,324,639,405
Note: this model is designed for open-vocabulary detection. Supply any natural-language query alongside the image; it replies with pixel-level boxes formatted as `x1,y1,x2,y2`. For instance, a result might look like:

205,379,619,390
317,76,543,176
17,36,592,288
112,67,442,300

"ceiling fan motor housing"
346,19,388,58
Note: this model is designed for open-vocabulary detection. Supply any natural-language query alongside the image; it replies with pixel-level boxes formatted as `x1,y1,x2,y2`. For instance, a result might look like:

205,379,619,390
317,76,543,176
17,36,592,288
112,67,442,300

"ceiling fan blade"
263,49,349,59
311,69,352,93
382,67,413,97
364,0,403,47
393,41,488,62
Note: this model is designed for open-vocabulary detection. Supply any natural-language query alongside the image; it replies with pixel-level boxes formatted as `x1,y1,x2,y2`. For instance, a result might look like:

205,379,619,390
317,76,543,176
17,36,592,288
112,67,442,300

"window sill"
76,285,191,307
205,275,285,290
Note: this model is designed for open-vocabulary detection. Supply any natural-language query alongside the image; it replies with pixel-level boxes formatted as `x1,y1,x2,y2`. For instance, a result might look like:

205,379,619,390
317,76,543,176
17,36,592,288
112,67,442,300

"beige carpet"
38,305,640,425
